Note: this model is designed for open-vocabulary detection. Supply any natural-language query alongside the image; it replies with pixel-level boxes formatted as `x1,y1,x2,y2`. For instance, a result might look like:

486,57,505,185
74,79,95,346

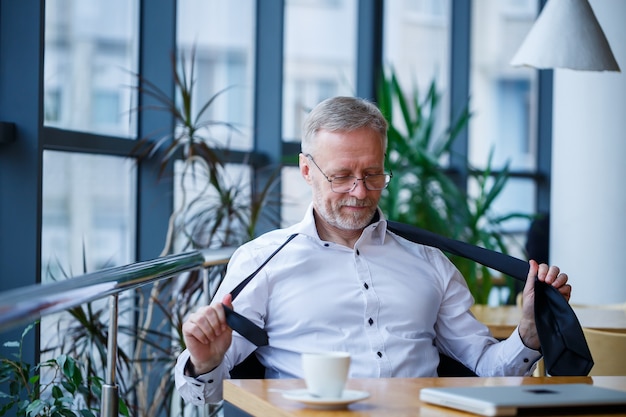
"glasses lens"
365,174,389,190
331,176,356,193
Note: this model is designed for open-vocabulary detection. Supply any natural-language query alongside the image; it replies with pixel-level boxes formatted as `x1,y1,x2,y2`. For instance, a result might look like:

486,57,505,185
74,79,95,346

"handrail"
0,246,237,417
0,247,236,333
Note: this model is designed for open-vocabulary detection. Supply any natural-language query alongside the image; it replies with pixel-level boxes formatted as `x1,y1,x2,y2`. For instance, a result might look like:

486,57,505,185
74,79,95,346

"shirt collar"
296,204,388,246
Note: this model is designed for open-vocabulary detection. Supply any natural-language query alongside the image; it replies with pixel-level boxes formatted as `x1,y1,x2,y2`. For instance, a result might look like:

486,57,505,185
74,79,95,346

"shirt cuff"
174,349,229,405
509,326,543,374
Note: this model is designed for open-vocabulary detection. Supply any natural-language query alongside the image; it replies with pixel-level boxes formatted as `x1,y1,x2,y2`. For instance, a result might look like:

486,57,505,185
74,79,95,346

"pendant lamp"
511,0,620,72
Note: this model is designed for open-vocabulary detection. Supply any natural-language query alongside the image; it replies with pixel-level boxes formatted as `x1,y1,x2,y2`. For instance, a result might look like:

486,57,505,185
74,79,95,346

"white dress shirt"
175,205,541,405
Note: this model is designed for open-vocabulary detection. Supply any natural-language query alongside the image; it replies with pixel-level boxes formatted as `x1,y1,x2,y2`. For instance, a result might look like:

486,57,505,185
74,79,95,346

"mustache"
338,198,374,208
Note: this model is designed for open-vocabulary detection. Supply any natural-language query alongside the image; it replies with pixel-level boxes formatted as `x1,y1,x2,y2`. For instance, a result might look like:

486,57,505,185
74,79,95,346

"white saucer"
282,389,370,409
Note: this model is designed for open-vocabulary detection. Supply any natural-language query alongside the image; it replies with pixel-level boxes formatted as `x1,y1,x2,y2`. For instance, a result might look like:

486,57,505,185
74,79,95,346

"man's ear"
299,153,313,184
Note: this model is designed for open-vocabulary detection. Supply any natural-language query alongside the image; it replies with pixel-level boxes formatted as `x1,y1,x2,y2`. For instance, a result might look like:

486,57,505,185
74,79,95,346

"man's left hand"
518,260,571,349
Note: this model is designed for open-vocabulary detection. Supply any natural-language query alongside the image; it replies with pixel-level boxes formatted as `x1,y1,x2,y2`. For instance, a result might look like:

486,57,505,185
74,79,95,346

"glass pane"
469,0,538,171
41,151,137,280
282,0,358,141
173,160,256,250
383,0,452,146
40,151,136,396
44,0,139,138
281,166,310,226
468,175,535,249
177,0,256,151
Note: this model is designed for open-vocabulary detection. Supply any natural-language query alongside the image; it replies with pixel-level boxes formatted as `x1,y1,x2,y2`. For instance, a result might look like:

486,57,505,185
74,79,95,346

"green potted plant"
377,69,529,304
0,323,129,417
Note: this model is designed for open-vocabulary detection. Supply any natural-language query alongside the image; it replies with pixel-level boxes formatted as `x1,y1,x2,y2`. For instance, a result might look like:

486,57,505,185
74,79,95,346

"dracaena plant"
131,45,279,255
377,68,530,304
131,46,238,181
125,44,280,416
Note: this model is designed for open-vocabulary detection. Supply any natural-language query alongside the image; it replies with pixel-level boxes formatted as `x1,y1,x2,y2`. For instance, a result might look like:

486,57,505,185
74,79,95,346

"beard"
314,194,379,231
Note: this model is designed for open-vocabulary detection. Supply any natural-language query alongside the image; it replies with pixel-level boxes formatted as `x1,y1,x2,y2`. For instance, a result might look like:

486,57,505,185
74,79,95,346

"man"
174,96,571,405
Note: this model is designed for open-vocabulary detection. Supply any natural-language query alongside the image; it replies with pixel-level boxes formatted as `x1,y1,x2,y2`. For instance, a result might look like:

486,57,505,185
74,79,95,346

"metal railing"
0,247,237,417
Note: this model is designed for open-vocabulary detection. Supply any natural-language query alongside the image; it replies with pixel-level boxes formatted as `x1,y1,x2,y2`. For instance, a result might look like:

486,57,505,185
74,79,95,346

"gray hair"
301,96,388,155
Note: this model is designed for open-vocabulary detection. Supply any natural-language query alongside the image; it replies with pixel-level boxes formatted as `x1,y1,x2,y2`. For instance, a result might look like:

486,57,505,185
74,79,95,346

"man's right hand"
182,294,234,376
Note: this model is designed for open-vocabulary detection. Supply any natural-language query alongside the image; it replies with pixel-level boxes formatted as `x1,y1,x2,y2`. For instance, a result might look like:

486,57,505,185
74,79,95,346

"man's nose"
349,178,368,198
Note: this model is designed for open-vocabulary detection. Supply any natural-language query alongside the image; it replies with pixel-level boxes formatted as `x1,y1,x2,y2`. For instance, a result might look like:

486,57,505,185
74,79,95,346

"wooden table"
223,376,626,417
470,304,626,339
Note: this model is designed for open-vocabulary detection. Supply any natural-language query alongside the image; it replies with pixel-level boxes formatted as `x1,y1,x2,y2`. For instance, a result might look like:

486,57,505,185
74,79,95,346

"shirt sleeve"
174,349,230,405
484,326,543,376
424,246,542,376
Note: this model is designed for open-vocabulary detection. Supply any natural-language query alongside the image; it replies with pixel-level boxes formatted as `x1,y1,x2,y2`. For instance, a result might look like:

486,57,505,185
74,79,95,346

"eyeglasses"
305,154,393,194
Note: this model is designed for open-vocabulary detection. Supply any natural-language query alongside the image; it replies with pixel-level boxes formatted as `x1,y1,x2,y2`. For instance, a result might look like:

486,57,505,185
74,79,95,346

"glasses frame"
305,154,393,194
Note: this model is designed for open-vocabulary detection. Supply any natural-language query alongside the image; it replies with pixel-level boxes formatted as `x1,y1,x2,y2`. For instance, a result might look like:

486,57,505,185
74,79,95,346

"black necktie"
222,233,299,347
386,221,594,376
222,222,594,376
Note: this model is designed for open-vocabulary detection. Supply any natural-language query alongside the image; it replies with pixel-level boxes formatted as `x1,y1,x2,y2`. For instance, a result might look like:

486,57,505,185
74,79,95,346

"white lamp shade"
511,0,620,72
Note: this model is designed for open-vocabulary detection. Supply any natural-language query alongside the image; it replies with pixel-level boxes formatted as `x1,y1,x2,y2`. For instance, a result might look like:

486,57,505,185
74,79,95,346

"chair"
583,328,626,376
572,302,626,310
229,352,477,379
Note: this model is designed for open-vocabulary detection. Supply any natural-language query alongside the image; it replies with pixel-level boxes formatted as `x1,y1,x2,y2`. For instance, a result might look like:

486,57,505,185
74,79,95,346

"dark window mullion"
42,127,137,156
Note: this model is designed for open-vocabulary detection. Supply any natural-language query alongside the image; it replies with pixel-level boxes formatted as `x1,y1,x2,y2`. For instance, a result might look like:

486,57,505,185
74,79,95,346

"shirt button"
356,249,360,255
363,282,369,289
208,379,214,383
377,352,383,358
368,318,374,325
324,243,330,247
523,358,529,363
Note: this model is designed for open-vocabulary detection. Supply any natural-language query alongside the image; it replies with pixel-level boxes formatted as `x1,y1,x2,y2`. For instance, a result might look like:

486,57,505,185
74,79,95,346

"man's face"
300,127,386,231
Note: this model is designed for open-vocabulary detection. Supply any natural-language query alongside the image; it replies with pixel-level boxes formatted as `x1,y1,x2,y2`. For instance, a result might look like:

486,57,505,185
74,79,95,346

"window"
383,0,452,153
282,0,358,142
281,0,358,224
44,0,139,138
469,0,539,236
177,0,256,151
41,151,136,281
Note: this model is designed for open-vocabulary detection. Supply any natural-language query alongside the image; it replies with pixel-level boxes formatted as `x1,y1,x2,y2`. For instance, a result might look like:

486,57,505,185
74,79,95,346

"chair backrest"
583,328,626,376
229,352,477,379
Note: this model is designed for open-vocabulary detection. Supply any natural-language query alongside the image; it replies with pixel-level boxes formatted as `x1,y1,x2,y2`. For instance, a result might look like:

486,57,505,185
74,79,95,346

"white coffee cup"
301,351,351,398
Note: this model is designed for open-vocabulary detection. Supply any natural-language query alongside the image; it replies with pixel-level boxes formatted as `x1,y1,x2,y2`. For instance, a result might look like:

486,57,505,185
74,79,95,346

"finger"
189,306,225,340
535,263,551,282
547,266,562,284
523,260,539,294
559,283,572,301
202,306,229,337
552,271,568,286
519,260,539,318
183,316,211,344
213,298,231,332
222,293,233,309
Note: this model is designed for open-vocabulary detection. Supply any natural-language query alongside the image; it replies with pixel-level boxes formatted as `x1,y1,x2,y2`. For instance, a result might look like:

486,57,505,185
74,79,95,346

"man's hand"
182,294,234,376
518,260,571,349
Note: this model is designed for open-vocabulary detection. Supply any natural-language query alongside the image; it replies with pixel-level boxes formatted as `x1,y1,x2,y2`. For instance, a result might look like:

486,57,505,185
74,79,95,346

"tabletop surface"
224,376,626,417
